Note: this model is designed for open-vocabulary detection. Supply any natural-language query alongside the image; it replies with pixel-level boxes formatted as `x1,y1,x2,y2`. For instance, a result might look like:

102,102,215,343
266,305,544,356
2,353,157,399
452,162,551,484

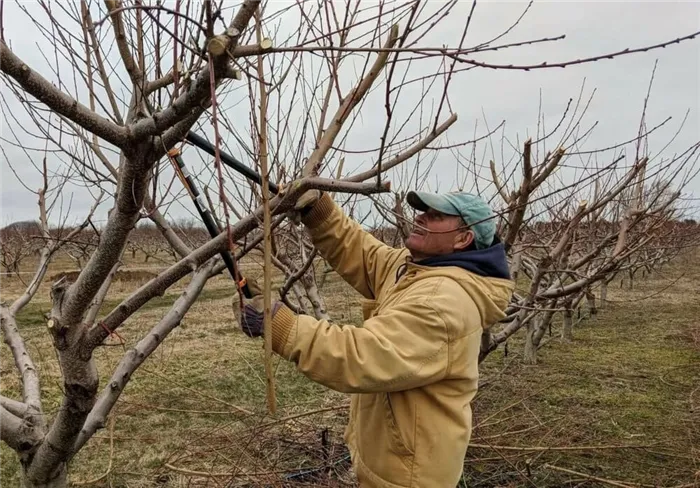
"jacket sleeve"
269,289,465,394
301,192,407,299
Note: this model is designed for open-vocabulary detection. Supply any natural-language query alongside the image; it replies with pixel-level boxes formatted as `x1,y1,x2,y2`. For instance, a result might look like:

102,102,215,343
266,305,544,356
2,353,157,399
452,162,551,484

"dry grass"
1,249,699,487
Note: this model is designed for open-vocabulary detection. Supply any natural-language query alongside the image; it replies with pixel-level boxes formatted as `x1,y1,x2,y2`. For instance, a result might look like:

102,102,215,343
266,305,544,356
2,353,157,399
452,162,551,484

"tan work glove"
289,189,322,225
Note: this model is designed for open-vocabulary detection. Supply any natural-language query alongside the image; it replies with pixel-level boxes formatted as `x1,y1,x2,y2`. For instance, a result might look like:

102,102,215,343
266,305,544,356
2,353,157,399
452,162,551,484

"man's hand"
295,189,322,212
289,189,322,224
233,278,282,338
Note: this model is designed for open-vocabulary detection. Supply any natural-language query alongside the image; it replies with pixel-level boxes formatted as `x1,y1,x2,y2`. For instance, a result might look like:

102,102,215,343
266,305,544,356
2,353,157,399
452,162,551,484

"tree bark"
524,309,555,365
510,248,523,281
20,463,68,488
300,271,330,320
273,252,311,313
21,468,67,488
291,282,309,313
561,305,574,342
73,263,215,453
627,268,634,290
600,279,609,309
586,290,597,318
523,320,538,365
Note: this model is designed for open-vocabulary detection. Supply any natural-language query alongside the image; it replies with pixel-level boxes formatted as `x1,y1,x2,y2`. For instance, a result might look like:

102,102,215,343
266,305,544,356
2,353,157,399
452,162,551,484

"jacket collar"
395,239,511,282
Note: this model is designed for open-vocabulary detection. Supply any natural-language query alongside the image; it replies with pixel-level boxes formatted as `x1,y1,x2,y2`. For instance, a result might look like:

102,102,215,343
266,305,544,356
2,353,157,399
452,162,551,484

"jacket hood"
405,242,514,327
416,242,511,280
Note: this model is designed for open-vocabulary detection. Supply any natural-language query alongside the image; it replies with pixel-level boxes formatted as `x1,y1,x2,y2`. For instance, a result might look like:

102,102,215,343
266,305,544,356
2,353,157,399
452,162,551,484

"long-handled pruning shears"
185,131,280,196
166,134,272,298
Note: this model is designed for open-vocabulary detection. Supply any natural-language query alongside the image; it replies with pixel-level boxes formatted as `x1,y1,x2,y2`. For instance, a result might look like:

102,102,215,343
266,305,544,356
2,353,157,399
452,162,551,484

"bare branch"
0,308,42,413
0,406,27,452
345,114,457,183
490,159,510,202
83,177,391,351
0,41,128,147
302,23,400,177
0,396,29,419
128,0,261,142
73,260,216,454
449,30,700,70
84,260,121,326
9,247,52,315
105,0,144,89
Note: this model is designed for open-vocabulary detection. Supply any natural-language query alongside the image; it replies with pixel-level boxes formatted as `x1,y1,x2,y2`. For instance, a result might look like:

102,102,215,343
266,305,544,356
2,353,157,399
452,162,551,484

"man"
238,189,514,487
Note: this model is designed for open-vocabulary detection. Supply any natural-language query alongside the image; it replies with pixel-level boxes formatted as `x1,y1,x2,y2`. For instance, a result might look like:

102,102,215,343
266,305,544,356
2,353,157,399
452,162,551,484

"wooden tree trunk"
301,272,330,320
511,249,523,281
561,306,574,342
523,320,538,365
628,268,634,290
290,282,310,314
600,281,608,309
586,290,597,319
21,466,67,488
317,262,333,289
524,309,555,365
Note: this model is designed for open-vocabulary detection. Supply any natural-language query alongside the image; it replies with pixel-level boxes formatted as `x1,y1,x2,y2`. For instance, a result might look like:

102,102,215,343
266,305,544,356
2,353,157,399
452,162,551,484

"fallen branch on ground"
470,443,657,452
542,463,664,488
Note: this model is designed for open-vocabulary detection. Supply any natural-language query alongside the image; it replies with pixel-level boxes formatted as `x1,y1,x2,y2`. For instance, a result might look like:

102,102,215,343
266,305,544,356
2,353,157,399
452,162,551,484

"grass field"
1,249,698,487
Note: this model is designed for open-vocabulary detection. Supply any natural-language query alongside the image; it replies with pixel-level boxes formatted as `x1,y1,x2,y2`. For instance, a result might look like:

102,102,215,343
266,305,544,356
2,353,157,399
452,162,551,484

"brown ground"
1,249,698,487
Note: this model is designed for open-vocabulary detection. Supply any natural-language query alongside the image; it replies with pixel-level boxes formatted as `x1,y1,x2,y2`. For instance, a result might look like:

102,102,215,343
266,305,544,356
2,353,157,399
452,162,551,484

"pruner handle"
238,277,253,299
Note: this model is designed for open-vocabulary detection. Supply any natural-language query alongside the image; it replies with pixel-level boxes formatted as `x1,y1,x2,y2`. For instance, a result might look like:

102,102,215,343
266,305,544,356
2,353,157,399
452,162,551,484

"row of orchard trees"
1,220,212,273
1,1,699,486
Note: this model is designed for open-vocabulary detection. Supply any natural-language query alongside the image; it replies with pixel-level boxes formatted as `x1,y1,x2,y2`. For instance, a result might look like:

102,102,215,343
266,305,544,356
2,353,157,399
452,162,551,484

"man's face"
404,208,474,259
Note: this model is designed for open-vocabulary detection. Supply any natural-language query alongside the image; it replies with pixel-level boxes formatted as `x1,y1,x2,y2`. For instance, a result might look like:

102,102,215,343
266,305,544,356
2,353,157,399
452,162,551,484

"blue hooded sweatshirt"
416,239,511,280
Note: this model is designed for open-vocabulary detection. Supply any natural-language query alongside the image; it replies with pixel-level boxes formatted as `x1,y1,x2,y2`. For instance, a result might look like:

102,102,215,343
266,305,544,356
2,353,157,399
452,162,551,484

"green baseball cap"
406,191,496,249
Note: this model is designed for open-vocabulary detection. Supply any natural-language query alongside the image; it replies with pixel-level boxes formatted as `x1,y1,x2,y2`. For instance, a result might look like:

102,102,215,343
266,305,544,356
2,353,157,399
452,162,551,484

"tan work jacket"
271,193,514,487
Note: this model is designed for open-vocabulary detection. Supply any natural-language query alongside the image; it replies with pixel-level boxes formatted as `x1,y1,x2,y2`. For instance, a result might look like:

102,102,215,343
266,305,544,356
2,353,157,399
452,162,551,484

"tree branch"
10,247,52,315
105,0,145,90
449,30,700,70
84,260,121,326
490,159,510,202
145,194,193,259
530,147,565,190
279,249,318,299
83,177,390,352
302,23,400,177
0,406,28,452
0,307,42,413
81,0,124,124
0,41,128,148
53,190,111,326
344,113,457,182
503,139,537,250
72,261,215,455
128,0,260,142
12,193,103,316
0,395,29,419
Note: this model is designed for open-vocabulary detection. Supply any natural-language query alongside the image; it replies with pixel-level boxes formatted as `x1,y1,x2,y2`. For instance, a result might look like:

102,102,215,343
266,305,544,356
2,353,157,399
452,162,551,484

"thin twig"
254,5,277,416
543,463,647,488
470,443,656,452
93,4,206,33
447,30,700,70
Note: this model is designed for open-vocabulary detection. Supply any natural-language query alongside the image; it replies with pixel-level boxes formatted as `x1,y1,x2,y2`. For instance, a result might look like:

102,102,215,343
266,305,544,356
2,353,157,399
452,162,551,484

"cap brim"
406,191,460,216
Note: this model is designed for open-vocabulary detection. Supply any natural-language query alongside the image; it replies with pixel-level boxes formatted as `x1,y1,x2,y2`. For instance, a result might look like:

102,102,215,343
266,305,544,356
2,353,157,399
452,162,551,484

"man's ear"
453,229,474,251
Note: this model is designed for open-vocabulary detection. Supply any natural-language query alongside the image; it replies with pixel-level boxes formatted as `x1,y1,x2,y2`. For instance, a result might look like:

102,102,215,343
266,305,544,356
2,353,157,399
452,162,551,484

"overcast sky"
1,1,699,227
